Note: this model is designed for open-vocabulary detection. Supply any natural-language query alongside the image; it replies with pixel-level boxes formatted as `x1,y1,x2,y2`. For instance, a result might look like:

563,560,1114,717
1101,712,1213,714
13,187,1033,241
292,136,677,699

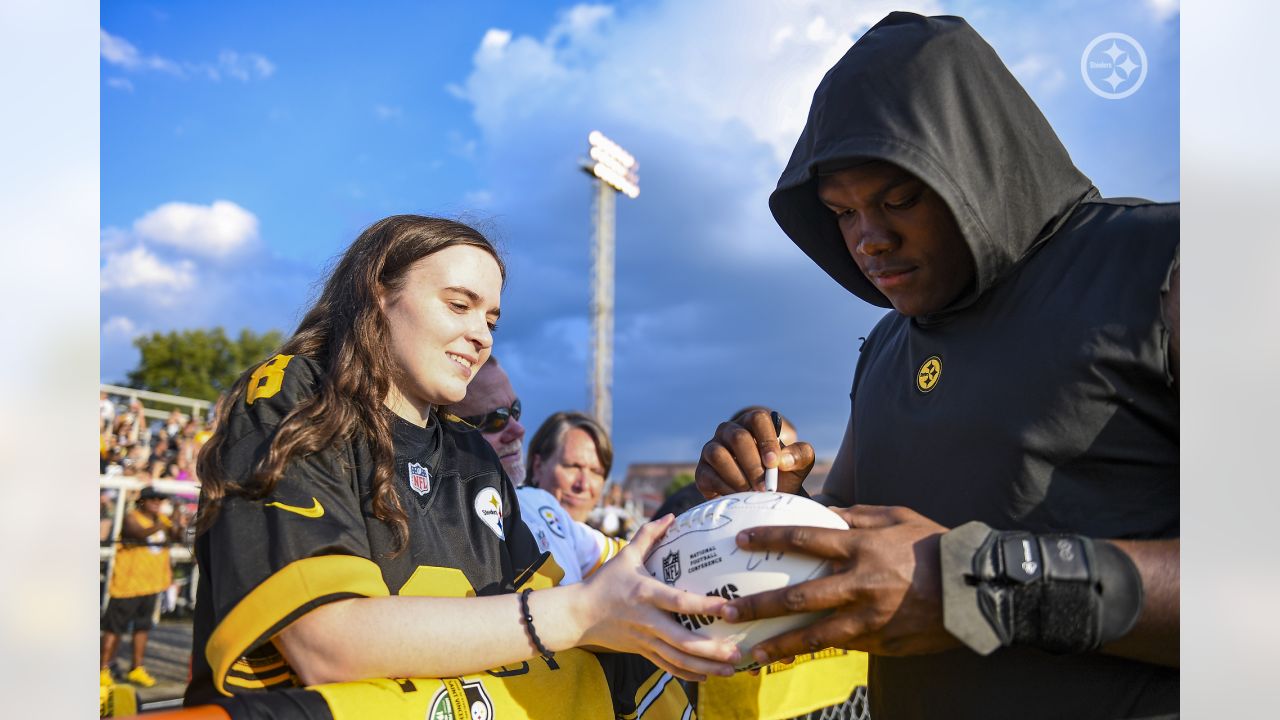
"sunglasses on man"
448,398,521,433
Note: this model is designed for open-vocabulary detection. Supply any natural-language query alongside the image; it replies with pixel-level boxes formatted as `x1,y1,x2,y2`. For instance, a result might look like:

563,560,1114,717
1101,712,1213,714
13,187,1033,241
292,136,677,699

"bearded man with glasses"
445,357,624,585
443,355,526,481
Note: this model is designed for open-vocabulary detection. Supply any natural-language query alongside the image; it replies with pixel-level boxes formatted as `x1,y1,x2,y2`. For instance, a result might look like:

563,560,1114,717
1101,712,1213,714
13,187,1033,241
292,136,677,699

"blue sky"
101,0,1180,476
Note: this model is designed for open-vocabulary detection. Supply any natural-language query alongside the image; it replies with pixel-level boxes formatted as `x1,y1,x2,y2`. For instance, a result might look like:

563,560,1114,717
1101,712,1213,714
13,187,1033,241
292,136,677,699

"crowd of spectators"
99,390,211,633
100,391,212,484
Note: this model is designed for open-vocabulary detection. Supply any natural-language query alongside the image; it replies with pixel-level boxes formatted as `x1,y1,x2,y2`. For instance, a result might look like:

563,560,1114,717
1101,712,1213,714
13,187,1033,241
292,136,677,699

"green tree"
125,327,284,402
665,471,695,498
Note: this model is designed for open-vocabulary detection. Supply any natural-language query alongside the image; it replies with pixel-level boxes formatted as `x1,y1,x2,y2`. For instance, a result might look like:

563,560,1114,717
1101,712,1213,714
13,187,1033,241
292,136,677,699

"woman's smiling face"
380,244,503,423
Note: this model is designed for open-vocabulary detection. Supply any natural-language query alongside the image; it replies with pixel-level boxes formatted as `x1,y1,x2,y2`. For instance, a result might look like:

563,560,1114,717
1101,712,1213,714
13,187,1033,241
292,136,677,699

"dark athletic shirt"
851,200,1179,719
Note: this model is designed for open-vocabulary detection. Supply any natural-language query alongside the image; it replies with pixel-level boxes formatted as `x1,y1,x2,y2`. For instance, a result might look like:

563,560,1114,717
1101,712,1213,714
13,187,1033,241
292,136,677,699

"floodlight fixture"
587,130,640,198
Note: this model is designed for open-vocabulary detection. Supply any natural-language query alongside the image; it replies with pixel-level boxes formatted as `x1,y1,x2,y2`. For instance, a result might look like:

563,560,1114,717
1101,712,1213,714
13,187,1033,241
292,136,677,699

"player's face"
450,362,526,480
380,245,501,422
532,428,605,523
818,161,975,317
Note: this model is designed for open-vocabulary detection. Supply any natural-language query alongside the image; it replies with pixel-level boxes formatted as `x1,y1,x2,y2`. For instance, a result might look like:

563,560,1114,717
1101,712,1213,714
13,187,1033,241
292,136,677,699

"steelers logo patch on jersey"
474,487,505,540
427,678,494,720
539,506,567,538
916,355,942,393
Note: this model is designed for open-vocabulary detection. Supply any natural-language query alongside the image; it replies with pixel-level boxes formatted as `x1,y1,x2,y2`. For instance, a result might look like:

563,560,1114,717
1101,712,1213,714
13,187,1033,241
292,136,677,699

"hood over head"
769,12,1096,311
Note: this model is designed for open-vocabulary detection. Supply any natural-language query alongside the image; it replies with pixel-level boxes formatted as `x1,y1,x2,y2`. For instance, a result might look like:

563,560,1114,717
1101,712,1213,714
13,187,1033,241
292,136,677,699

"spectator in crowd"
445,357,625,584
100,432,113,474
172,455,194,482
442,355,526,481
173,417,206,483
151,428,174,466
164,409,185,439
525,412,612,524
100,491,116,545
134,459,157,483
101,486,187,688
588,482,637,539
101,391,117,434
119,447,150,479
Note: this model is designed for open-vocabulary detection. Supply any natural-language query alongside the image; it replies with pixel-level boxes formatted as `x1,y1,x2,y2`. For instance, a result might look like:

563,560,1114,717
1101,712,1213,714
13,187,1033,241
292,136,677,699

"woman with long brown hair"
185,215,738,716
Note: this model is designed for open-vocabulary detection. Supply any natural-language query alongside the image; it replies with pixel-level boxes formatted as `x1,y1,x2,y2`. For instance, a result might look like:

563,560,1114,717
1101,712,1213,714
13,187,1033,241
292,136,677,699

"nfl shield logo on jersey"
662,550,681,584
407,462,431,496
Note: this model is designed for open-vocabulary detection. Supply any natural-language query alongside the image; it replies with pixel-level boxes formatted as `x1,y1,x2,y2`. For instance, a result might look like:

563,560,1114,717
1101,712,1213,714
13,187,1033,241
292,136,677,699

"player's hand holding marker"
573,514,743,681
692,407,958,667
696,408,815,498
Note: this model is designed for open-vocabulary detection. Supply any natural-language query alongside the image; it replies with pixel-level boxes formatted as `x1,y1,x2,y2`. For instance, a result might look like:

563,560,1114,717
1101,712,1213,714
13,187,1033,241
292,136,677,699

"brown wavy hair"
195,215,506,552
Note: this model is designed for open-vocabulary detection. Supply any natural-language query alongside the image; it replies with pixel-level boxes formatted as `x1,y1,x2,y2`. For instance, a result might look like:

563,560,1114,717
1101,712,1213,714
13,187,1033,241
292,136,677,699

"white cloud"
106,77,134,92
217,50,276,82
480,28,513,56
457,0,943,163
1146,0,1179,22
374,104,403,120
100,28,275,83
547,4,613,45
132,200,259,258
100,226,131,254
100,29,181,74
101,316,141,338
100,246,196,292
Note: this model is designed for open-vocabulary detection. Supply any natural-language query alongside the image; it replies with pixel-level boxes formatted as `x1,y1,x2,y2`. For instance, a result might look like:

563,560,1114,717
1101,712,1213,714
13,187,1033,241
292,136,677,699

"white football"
644,491,849,668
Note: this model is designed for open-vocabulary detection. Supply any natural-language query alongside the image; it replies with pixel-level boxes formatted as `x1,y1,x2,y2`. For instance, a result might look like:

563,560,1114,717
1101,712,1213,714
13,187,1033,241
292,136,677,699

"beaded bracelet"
519,588,554,659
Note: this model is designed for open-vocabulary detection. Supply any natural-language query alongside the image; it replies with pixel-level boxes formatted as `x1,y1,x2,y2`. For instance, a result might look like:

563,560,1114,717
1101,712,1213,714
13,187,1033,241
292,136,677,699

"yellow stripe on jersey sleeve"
622,670,691,720
514,550,565,591
586,536,627,578
207,554,389,697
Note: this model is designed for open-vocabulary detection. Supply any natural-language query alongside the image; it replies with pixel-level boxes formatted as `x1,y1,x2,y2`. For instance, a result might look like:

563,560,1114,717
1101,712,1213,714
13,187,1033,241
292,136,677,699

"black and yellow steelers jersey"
186,354,691,720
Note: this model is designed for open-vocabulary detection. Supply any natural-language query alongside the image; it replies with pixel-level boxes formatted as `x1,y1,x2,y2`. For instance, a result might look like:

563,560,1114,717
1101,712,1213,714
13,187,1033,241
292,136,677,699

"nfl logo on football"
408,462,431,496
662,550,681,584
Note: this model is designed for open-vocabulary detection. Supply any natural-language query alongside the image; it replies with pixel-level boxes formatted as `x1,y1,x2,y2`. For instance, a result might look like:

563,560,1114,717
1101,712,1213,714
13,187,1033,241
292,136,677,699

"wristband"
940,521,1143,655
518,588,554,660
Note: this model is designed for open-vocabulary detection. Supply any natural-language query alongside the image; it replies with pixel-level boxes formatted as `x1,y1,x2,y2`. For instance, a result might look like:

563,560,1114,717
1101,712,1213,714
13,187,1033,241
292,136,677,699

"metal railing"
101,383,212,423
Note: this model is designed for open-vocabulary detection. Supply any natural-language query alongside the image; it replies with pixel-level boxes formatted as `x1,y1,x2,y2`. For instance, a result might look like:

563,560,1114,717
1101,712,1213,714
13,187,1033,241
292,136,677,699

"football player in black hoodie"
697,13,1177,719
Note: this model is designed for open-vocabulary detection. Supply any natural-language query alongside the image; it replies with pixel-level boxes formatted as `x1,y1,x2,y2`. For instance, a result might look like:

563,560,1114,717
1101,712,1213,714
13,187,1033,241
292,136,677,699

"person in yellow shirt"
101,486,186,688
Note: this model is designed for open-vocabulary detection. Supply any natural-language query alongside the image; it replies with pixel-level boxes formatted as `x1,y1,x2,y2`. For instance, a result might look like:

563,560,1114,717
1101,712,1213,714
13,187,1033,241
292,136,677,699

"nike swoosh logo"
265,497,325,519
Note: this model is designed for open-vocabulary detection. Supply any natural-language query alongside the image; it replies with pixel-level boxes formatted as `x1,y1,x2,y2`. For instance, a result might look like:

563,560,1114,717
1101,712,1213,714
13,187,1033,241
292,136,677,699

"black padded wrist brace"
940,521,1143,655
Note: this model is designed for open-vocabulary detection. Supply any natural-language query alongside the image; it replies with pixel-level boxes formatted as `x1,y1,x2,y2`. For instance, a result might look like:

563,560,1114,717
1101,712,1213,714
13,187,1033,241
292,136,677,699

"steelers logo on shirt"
539,506,566,538
473,487,505,540
917,355,942,393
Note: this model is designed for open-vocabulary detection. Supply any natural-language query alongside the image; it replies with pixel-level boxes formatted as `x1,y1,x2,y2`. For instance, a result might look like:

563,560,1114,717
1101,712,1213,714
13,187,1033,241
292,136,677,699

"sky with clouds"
101,0,1179,477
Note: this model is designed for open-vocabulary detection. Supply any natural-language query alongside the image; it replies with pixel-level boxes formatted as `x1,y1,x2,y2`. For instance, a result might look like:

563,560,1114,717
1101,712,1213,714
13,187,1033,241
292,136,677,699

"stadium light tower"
581,130,639,434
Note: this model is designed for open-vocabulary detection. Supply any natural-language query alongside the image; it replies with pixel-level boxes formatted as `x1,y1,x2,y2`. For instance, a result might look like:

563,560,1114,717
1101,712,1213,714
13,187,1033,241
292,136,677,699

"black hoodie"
770,13,1177,719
